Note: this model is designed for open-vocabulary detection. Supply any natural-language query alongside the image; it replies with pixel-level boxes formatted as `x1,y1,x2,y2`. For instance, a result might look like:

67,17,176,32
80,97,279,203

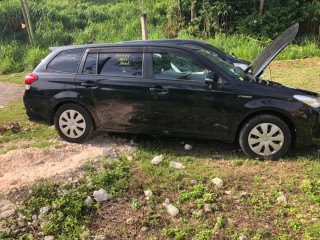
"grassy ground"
0,59,320,239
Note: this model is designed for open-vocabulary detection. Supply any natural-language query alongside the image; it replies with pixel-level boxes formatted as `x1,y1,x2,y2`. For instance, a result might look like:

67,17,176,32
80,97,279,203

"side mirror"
205,72,222,90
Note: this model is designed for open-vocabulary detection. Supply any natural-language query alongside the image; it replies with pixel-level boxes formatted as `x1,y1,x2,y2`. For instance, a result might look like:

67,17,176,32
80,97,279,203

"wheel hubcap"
59,110,86,139
248,123,284,156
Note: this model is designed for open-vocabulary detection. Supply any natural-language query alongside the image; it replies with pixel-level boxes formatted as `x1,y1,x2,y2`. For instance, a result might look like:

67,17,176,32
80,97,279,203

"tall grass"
0,0,319,74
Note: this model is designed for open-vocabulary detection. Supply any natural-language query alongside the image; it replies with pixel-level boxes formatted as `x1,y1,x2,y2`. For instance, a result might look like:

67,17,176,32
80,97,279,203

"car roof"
49,42,204,52
119,39,206,45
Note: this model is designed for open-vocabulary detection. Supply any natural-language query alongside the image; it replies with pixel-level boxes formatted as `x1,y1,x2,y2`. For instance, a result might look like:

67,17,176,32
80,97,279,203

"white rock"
141,226,149,232
1,210,15,219
84,196,93,205
126,216,138,225
93,189,109,202
276,192,287,203
144,190,153,198
212,177,224,187
169,161,185,169
224,191,232,195
151,154,163,164
190,179,198,185
39,207,49,215
44,236,55,240
239,233,248,240
204,203,212,213
165,204,179,217
184,144,192,150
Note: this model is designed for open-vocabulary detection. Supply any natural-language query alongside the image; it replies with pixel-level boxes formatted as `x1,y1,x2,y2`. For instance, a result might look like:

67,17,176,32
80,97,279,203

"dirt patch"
270,58,320,69
0,82,24,108
0,135,136,194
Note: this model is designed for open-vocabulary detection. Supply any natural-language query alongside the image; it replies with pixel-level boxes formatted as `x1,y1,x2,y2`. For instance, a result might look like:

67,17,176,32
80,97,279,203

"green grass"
0,72,26,85
0,99,57,153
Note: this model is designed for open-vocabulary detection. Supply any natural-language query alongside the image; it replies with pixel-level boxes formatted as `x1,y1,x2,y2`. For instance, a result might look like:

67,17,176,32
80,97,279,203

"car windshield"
206,43,234,59
196,49,249,81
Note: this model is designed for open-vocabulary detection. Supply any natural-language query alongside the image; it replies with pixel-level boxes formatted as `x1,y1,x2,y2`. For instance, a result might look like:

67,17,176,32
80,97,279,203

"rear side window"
83,53,97,75
47,48,84,73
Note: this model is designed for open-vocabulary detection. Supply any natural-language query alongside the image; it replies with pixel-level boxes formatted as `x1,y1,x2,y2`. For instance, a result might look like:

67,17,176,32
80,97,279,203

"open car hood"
246,23,299,78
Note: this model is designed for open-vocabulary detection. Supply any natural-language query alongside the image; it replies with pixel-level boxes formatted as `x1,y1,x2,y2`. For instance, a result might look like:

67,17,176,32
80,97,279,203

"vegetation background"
0,0,319,74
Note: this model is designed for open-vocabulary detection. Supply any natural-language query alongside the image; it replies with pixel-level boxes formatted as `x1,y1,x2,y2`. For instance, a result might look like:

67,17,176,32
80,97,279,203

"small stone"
28,189,33,194
212,177,224,187
94,235,106,240
127,156,133,161
163,198,170,206
32,214,38,220
93,189,109,202
165,204,179,217
204,204,212,213
84,196,93,205
239,192,250,199
151,154,163,164
184,144,192,150
225,191,232,195
10,224,17,231
18,221,25,228
190,179,198,185
38,232,44,237
144,190,153,198
276,192,287,203
80,230,90,239
44,235,55,240
169,161,185,169
194,209,204,216
239,233,248,240
31,220,38,228
39,207,49,215
1,210,15,219
141,226,149,232
126,216,138,225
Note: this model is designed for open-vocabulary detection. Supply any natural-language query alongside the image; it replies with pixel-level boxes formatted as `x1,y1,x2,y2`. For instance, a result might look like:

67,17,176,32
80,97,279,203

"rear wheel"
239,114,291,160
54,103,93,143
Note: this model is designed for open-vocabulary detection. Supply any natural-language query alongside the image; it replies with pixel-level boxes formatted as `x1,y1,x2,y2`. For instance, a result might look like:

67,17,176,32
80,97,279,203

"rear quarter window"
47,48,85,73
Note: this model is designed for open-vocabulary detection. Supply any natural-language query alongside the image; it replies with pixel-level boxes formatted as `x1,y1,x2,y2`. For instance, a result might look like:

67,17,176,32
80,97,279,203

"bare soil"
0,135,135,194
0,82,24,108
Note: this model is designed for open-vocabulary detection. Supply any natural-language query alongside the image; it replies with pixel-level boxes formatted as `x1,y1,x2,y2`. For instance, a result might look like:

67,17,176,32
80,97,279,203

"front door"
146,49,236,140
76,48,149,131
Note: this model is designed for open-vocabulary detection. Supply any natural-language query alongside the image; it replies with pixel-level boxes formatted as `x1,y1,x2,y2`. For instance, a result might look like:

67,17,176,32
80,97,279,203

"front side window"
47,48,84,73
152,52,208,81
98,53,143,77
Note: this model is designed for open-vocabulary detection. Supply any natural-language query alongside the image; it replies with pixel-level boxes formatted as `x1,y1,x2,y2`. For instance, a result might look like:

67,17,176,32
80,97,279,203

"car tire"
239,114,291,160
54,103,93,143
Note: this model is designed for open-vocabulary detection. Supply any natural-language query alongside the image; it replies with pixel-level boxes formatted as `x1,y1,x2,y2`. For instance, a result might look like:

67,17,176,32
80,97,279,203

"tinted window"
47,48,84,73
98,53,143,77
83,53,97,74
153,52,208,81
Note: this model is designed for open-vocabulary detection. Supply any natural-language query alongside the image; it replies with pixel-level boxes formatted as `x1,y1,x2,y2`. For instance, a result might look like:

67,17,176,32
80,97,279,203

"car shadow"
102,133,320,162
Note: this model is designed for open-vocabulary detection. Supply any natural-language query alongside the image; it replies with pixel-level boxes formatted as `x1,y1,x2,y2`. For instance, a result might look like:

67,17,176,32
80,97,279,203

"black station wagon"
23,23,320,160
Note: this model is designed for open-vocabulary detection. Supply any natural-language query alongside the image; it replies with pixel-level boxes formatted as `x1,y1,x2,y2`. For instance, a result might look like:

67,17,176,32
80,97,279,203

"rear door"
76,47,149,131
146,47,236,140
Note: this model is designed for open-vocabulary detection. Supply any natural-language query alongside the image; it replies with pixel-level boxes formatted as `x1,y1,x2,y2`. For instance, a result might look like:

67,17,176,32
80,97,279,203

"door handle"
149,87,169,94
81,81,97,88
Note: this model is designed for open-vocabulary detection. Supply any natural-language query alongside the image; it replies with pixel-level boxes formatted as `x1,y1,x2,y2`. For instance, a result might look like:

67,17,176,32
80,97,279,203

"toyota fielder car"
23,23,320,159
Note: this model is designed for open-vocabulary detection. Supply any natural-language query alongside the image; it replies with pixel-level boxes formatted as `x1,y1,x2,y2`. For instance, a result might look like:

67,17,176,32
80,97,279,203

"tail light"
25,73,38,89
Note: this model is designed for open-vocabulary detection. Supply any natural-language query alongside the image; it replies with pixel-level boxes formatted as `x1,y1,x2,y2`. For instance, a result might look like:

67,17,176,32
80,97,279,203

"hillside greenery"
0,0,319,74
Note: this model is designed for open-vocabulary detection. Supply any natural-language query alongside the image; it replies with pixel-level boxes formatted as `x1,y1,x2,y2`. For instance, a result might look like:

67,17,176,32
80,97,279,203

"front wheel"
239,114,291,160
54,103,93,143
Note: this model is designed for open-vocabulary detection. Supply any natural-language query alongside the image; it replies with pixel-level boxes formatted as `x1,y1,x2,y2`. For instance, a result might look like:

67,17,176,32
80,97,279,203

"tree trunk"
178,0,182,19
259,0,265,17
191,1,197,20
